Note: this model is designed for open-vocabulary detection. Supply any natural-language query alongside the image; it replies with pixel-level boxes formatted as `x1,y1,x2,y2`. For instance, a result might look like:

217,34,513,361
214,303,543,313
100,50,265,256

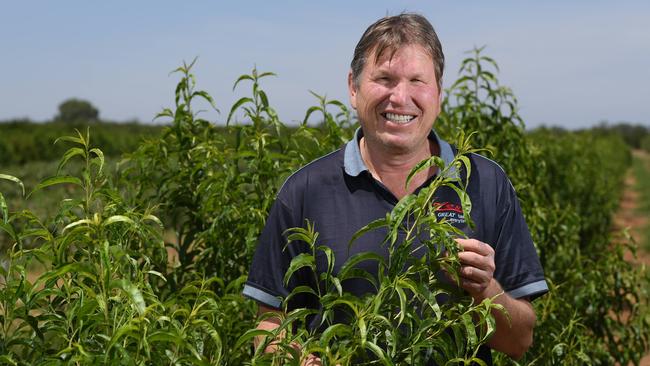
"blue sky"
1,1,649,129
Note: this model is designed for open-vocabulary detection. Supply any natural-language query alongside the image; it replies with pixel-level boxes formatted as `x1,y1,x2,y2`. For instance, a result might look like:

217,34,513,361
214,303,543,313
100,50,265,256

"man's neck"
360,137,440,200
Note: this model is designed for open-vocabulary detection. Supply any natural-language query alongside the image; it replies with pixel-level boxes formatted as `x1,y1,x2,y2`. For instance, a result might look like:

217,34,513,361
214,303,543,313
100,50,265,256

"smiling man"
244,13,548,365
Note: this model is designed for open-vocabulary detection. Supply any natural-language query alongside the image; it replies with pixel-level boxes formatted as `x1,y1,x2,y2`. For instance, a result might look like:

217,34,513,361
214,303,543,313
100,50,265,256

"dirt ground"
612,150,650,365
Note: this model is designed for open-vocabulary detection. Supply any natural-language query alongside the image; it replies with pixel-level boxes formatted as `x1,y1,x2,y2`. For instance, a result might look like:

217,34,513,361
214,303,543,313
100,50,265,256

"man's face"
349,44,441,155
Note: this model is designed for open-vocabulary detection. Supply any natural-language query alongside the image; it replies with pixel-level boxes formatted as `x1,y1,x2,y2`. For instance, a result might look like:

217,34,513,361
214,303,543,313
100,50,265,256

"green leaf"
111,279,146,316
54,135,84,146
284,285,318,307
358,316,367,346
0,174,25,196
405,155,445,188
395,286,407,325
348,217,388,249
283,253,315,285
338,252,384,281
0,221,19,244
147,270,167,282
320,323,351,346
285,225,318,247
62,218,93,233
234,328,273,352
448,184,474,228
31,263,97,292
302,105,321,125
0,355,18,366
107,324,139,352
57,147,86,174
29,175,83,197
259,90,270,109
365,341,394,366
257,71,277,79
103,215,135,226
89,148,105,173
148,330,182,345
0,192,8,224
462,312,478,349
143,214,164,228
389,194,416,244
316,245,336,277
191,90,220,113
26,315,45,342
457,154,472,184
227,97,254,125
232,74,254,91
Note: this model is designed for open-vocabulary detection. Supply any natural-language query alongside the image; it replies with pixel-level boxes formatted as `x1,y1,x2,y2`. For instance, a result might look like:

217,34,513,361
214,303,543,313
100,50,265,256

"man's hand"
456,238,497,300
453,238,536,360
256,305,334,366
302,354,322,366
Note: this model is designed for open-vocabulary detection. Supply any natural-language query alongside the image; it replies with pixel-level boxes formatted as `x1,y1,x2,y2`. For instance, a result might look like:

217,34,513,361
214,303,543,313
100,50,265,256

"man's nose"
388,81,409,106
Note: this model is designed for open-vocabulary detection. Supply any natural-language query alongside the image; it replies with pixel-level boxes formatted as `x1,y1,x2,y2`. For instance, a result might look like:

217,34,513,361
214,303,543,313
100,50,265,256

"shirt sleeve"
243,187,315,310
492,172,548,301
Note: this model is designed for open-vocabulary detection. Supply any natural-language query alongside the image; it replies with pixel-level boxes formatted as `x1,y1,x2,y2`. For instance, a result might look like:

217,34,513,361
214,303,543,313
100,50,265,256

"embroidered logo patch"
434,202,466,226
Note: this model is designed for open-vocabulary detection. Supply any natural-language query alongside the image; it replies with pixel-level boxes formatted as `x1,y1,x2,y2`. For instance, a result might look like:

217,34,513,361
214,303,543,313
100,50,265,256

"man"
243,13,548,364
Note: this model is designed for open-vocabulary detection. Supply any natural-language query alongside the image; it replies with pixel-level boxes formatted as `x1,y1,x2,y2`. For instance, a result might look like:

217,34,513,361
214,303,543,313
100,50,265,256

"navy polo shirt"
243,128,548,358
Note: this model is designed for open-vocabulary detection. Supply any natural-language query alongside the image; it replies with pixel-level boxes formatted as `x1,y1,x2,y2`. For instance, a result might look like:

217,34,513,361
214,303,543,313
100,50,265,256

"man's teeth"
384,112,415,124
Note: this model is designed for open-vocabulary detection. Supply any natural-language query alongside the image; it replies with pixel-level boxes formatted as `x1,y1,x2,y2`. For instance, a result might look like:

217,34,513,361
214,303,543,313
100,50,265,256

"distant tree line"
534,122,650,153
590,122,650,150
0,98,163,165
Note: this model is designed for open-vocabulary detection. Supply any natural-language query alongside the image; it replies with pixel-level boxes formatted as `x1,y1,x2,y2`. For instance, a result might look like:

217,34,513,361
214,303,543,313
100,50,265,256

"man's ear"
348,71,357,110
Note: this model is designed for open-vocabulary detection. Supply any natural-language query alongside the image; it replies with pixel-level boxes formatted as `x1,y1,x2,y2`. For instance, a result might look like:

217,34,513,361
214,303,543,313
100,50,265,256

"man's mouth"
382,112,416,124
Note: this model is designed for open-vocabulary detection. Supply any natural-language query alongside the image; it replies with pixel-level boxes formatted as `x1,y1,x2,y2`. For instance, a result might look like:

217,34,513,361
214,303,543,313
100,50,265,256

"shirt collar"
343,127,458,179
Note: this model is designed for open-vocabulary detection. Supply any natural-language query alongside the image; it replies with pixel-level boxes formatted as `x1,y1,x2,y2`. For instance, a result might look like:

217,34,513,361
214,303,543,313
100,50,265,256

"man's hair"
350,13,444,90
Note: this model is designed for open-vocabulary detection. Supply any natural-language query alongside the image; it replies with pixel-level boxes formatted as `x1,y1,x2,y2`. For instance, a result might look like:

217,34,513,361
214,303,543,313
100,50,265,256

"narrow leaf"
111,279,146,316
348,217,388,249
30,176,83,197
89,148,105,173
103,215,135,227
0,192,8,224
227,97,254,125
57,147,86,174
0,174,25,196
406,155,445,188
283,253,315,285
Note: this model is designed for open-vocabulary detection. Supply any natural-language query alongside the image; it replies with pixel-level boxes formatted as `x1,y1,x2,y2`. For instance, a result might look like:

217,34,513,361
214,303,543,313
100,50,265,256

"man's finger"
458,251,495,273
460,265,490,284
455,238,494,256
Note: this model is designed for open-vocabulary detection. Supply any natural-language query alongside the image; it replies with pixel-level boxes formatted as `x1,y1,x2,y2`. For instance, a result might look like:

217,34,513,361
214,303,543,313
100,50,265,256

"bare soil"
612,150,650,365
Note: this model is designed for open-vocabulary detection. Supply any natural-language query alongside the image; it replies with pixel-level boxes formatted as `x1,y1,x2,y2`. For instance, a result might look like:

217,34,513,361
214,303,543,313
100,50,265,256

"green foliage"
55,98,99,123
119,62,353,288
438,48,649,365
591,122,649,149
0,120,162,165
641,134,650,153
0,130,252,365
632,152,650,251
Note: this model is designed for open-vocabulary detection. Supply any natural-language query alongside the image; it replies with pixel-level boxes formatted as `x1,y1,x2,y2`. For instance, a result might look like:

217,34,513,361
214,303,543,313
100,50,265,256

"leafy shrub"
0,131,251,365
119,61,353,288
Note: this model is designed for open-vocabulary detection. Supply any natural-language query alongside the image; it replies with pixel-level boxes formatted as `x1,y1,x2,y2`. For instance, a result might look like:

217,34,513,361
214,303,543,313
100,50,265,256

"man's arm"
256,305,323,366
455,238,536,360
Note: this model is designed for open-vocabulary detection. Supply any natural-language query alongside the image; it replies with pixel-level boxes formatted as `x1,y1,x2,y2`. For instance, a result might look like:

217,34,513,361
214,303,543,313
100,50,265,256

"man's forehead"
369,43,433,64
363,44,434,73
